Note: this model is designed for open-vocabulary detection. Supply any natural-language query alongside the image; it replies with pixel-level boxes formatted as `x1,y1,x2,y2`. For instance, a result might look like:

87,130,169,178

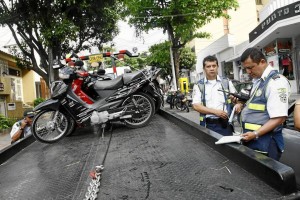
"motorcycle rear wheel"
32,109,70,143
122,92,155,128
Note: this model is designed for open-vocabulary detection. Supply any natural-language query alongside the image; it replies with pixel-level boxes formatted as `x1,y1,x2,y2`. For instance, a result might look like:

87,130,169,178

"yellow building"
0,50,37,118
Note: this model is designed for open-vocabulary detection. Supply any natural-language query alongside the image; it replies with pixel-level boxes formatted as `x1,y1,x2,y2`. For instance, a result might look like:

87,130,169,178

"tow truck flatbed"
1,113,289,199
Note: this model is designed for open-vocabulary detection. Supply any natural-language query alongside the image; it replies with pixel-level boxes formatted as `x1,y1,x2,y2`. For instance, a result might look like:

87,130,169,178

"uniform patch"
255,89,262,96
278,88,287,103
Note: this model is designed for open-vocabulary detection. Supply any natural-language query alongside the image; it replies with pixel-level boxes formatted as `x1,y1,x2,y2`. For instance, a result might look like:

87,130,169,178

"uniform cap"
23,109,34,117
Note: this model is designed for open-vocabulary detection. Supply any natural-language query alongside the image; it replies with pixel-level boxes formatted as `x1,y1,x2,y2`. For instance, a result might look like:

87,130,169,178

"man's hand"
20,119,28,128
241,132,256,142
214,110,228,119
234,103,243,114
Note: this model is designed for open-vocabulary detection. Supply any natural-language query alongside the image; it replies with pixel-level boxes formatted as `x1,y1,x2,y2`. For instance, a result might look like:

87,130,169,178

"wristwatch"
253,131,259,139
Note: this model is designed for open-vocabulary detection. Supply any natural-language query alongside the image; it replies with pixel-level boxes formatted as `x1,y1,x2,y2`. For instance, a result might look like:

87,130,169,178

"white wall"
227,0,258,44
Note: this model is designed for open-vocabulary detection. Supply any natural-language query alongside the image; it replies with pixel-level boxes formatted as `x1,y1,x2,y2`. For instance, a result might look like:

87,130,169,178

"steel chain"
84,165,104,200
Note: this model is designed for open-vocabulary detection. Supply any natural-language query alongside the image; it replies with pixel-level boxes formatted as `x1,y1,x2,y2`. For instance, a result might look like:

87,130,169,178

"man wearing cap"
10,109,34,144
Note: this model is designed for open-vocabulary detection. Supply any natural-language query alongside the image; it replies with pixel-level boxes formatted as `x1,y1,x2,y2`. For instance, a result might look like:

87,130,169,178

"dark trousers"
201,122,232,136
268,138,282,161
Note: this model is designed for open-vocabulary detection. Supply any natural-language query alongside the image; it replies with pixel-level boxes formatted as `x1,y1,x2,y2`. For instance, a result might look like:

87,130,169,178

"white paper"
228,104,237,123
215,136,243,145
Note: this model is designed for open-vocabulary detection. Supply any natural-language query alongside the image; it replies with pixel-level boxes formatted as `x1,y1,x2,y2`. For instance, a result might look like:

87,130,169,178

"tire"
122,92,155,128
174,98,182,110
32,109,70,143
66,117,76,136
154,97,162,113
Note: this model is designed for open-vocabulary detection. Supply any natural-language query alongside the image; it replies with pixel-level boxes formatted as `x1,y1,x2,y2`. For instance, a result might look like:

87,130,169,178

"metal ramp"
0,115,294,199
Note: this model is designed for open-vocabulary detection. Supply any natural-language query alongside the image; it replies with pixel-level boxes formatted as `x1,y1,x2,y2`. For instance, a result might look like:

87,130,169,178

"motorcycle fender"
143,84,158,97
33,99,60,112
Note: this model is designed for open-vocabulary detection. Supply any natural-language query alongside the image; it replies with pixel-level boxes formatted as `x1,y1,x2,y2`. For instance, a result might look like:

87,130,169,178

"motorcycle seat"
94,76,123,90
123,71,144,85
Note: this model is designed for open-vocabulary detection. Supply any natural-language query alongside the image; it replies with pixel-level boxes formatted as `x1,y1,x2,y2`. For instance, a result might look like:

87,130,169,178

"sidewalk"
0,129,11,150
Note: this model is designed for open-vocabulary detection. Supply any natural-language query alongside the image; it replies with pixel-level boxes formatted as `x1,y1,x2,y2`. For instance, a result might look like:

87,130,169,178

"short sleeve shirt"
10,121,32,139
257,65,291,118
192,75,237,118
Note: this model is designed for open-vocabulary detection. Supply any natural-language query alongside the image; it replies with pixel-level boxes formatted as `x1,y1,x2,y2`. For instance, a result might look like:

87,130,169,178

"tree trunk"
173,48,180,90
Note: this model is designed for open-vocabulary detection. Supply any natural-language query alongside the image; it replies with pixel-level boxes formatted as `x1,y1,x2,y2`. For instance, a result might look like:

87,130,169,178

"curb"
159,108,297,195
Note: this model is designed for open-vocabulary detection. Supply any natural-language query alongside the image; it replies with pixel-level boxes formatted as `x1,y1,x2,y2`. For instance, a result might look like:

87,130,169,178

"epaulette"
272,74,281,80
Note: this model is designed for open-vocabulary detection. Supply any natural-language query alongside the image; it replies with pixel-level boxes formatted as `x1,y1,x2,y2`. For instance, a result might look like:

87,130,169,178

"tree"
179,47,196,71
120,0,238,86
146,41,172,80
0,0,120,86
146,41,196,85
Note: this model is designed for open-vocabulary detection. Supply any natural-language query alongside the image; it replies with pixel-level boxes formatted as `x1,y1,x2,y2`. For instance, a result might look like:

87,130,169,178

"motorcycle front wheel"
122,92,155,128
32,109,70,143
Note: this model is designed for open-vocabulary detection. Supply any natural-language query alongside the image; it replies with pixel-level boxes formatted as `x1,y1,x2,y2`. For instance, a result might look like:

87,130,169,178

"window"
11,78,23,101
0,60,9,76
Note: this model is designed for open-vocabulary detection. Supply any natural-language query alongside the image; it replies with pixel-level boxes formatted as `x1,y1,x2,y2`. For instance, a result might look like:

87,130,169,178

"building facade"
192,0,300,94
0,50,37,118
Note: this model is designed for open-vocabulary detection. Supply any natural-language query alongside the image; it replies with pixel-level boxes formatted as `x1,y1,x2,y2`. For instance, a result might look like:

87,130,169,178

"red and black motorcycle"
32,50,163,143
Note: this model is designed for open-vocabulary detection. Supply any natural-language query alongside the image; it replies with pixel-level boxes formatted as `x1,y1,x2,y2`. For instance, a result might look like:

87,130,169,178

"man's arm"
242,76,290,141
242,117,286,141
294,99,300,131
193,103,229,119
10,120,27,142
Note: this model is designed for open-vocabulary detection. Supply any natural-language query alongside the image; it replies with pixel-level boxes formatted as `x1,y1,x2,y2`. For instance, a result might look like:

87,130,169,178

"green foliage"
121,0,239,84
145,42,196,79
0,115,17,130
34,98,45,107
179,47,196,71
119,57,147,71
0,0,121,86
146,41,172,78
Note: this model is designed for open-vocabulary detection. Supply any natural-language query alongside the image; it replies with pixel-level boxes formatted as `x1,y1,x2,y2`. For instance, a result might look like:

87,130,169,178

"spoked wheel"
174,98,182,110
122,92,155,128
32,109,70,143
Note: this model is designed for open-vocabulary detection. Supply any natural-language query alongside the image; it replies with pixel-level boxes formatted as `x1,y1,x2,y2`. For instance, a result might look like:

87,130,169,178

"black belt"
206,117,221,124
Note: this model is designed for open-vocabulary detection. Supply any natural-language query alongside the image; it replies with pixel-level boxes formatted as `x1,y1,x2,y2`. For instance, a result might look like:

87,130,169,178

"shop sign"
249,1,300,42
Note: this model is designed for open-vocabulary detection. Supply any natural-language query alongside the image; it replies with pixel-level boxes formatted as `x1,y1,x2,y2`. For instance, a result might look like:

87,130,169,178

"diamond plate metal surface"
0,116,282,199
98,116,281,199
